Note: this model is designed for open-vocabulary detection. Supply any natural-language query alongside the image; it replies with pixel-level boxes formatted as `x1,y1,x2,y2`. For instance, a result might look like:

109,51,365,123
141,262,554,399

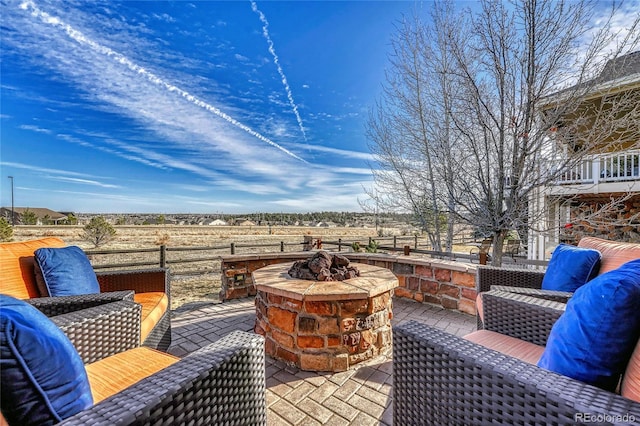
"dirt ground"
12,225,384,310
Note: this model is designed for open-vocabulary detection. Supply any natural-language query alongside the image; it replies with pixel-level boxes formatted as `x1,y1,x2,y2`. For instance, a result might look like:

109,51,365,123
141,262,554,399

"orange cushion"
476,293,484,324
578,237,640,274
85,347,179,403
464,330,545,365
133,292,169,343
622,339,640,403
0,238,66,299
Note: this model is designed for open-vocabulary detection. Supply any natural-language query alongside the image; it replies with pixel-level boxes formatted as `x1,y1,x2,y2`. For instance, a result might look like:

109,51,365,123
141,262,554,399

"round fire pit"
253,261,398,372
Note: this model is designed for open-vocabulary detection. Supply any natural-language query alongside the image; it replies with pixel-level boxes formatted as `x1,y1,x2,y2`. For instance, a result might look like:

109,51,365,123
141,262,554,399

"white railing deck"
555,150,640,185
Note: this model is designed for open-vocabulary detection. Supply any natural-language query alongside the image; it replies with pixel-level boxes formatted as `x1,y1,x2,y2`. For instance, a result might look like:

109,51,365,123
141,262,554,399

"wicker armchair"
21,299,266,425
393,291,640,425
95,268,172,350
0,238,171,351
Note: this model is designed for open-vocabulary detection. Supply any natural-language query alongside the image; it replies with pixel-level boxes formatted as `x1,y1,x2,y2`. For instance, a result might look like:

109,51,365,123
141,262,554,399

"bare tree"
364,9,460,251
366,0,639,265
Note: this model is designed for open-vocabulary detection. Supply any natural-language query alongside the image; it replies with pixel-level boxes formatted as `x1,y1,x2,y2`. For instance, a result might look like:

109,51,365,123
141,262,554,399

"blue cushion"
537,259,640,391
541,244,601,292
34,246,100,297
0,295,93,425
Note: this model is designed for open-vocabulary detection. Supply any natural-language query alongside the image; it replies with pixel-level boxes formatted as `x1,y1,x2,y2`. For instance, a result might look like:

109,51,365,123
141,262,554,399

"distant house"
237,220,256,226
0,207,69,225
315,221,337,228
209,219,228,226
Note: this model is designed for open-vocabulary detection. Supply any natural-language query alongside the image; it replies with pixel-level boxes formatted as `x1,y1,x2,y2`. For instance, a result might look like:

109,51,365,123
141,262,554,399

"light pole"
8,176,14,226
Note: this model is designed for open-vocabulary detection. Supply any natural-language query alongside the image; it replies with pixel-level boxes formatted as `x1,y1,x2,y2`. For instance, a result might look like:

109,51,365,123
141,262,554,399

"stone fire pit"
253,259,398,372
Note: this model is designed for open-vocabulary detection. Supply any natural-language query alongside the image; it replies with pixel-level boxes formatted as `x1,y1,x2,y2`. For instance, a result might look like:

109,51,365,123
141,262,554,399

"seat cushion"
34,246,100,297
0,295,93,425
464,330,545,365
538,259,640,391
475,293,484,324
86,347,179,403
541,244,601,292
578,237,640,274
0,238,66,299
621,338,640,403
134,292,169,343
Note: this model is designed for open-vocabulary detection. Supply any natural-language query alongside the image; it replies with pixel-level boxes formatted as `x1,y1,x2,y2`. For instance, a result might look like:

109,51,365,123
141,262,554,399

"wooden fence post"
160,245,166,268
230,243,235,255
280,241,284,252
338,238,342,251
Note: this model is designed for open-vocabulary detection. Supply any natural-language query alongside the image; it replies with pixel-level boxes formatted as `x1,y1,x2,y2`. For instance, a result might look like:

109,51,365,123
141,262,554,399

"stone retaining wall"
220,252,478,315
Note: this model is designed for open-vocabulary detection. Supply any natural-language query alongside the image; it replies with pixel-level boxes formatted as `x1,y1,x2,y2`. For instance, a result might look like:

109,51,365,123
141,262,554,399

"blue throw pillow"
34,246,100,297
541,244,601,292
537,259,640,391
0,295,93,425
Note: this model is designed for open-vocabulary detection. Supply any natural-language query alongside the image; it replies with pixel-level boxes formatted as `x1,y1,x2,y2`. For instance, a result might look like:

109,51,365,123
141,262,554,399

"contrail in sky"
251,1,308,141
18,0,307,163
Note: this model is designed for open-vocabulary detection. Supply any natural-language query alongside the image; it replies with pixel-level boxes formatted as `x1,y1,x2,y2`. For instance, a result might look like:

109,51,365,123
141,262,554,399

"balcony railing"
555,150,640,185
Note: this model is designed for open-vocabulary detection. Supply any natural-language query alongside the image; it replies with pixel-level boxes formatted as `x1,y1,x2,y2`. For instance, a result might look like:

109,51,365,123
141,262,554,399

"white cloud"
13,1,306,163
48,176,121,188
1,161,95,178
2,1,372,211
19,124,52,134
251,1,307,141
297,144,375,161
152,13,175,23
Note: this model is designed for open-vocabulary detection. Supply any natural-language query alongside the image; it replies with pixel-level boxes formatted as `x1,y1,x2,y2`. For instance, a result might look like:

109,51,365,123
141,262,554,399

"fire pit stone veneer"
253,261,398,372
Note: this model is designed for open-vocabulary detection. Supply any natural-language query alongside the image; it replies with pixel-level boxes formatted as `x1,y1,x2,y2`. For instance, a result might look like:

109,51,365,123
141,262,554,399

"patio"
168,297,476,426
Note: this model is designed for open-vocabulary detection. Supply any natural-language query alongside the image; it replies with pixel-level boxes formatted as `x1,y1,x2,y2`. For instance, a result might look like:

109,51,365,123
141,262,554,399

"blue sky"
1,0,421,214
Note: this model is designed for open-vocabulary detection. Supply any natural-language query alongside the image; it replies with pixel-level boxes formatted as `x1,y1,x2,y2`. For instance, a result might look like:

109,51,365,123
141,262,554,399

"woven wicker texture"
52,300,141,364
476,266,546,328
490,285,573,303
60,331,266,426
476,266,545,293
27,290,135,316
393,320,640,425
96,268,168,294
482,291,565,346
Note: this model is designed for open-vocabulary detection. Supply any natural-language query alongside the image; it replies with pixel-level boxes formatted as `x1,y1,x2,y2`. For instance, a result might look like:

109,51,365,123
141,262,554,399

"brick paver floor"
168,297,476,425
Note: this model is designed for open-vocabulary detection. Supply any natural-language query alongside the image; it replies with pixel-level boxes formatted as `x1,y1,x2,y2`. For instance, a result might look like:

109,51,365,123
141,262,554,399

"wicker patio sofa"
393,291,640,425
477,236,640,294
0,238,171,350
476,237,640,328
1,297,266,425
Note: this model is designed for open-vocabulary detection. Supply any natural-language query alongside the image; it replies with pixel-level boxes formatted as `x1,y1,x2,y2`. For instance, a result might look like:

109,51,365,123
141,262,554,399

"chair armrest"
52,300,141,364
60,331,266,425
27,291,135,317
483,290,565,345
476,265,545,293
96,268,169,296
491,285,573,303
393,321,640,425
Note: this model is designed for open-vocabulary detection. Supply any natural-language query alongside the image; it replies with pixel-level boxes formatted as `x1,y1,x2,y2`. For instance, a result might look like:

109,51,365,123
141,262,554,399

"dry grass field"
12,225,382,310
12,225,481,310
